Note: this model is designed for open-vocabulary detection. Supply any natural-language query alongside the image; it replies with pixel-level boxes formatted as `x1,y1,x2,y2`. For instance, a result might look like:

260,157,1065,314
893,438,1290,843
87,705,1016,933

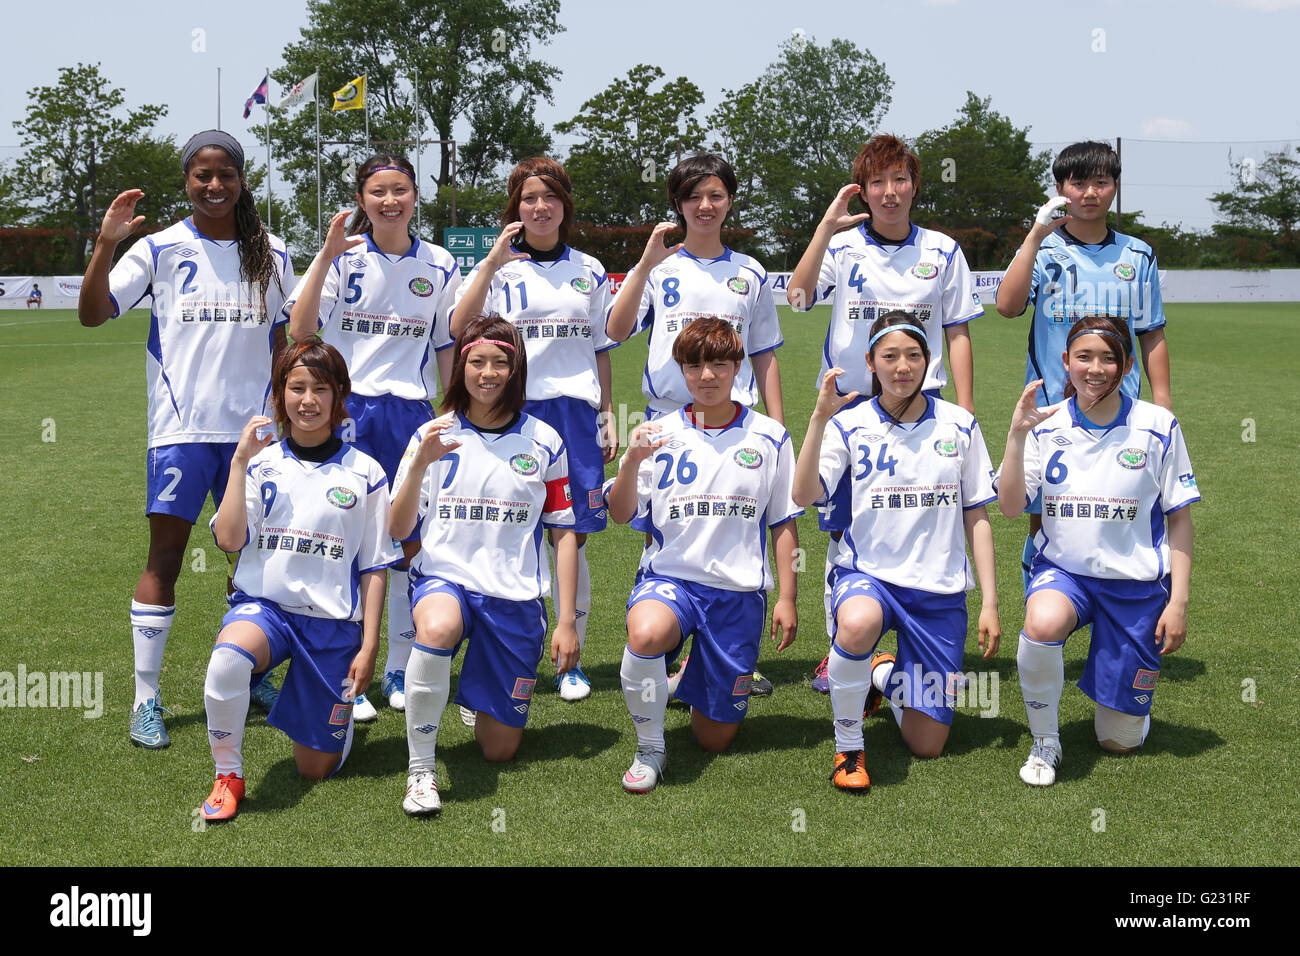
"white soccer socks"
405,643,453,773
620,646,668,754
131,600,175,708
828,643,872,751
1018,631,1065,743
383,569,415,677
205,643,254,777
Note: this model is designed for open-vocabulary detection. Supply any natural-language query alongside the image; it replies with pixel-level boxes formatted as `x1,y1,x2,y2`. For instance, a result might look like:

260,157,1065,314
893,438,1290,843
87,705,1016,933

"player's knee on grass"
691,710,740,753
293,744,341,780
476,715,523,762
1095,704,1146,754
1022,590,1075,644
900,709,950,759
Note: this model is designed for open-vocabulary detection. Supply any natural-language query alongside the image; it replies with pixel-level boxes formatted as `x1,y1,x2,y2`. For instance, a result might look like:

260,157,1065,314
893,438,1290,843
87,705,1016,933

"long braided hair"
232,184,282,319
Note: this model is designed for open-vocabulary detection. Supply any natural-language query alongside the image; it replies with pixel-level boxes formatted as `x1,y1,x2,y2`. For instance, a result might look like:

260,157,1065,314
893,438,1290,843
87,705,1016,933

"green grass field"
1,303,1296,866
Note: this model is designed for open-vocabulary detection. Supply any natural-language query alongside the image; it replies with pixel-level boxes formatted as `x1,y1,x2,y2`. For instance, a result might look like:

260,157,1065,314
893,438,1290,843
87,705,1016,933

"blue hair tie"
868,324,927,350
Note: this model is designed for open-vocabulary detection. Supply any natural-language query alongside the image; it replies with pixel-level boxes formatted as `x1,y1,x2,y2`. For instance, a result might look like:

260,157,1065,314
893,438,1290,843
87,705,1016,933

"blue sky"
3,0,1297,231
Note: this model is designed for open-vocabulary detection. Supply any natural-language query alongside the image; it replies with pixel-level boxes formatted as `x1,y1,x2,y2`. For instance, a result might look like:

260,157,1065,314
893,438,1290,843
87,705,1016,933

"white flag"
279,72,318,110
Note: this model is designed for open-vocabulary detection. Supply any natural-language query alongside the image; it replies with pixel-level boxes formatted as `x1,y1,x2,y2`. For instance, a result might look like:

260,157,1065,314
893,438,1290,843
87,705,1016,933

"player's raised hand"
812,368,860,420
638,222,683,269
482,221,532,270
99,189,147,244
413,416,462,468
1154,601,1187,655
234,415,275,462
819,184,871,233
1029,196,1073,240
1010,381,1058,434
320,209,369,261
771,595,798,651
625,421,666,464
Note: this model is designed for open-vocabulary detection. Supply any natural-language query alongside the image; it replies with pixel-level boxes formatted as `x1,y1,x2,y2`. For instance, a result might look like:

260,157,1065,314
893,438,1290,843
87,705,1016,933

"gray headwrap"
181,130,245,174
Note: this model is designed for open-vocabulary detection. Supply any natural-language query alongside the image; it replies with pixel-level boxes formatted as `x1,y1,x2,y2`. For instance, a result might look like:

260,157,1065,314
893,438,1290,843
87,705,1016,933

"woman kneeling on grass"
201,341,397,821
389,315,579,817
606,318,800,794
997,316,1198,787
792,312,1000,794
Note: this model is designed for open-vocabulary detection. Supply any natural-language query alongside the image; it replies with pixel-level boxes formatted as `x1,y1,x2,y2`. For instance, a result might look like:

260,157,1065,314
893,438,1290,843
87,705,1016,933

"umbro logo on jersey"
414,723,436,734
514,703,529,714
332,728,347,739
349,257,365,269
209,729,232,740
178,248,198,258
1051,253,1070,262
734,700,748,712
1133,694,1151,706
501,271,521,282
1052,436,1072,447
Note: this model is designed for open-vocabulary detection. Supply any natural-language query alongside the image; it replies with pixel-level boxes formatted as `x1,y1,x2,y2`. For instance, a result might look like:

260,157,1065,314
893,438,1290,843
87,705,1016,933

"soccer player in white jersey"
288,153,462,722
606,319,799,794
792,313,1000,793
200,342,397,821
787,134,983,694
996,141,1172,590
997,317,1197,787
607,153,786,696
390,316,579,817
451,157,618,703
79,131,294,749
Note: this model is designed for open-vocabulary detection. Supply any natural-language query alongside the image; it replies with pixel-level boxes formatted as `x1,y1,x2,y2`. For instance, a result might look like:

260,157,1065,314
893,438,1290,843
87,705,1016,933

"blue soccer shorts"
146,442,236,522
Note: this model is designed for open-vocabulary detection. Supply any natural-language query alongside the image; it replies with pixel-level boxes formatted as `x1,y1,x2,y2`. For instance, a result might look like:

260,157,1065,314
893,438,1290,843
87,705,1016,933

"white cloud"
1141,117,1195,138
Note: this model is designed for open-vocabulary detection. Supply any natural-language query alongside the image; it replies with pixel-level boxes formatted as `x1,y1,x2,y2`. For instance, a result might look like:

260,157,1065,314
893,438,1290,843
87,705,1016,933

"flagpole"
365,75,370,151
315,68,322,244
264,68,272,229
217,68,222,128
413,71,420,235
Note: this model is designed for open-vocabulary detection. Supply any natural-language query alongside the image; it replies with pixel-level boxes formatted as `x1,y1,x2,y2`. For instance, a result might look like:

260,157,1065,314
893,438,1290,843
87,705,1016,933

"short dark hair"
666,153,738,228
504,157,574,245
271,341,352,432
851,135,921,202
349,153,417,236
672,317,744,365
441,315,528,417
1053,141,1121,185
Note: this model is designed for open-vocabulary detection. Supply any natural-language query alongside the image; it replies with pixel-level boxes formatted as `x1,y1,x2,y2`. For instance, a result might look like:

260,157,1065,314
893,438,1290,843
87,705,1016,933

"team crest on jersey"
326,486,358,509
1132,669,1159,690
727,277,750,295
1113,263,1137,281
933,439,958,458
733,448,763,469
570,277,593,294
910,262,939,280
509,453,540,476
732,675,753,696
511,678,536,700
328,703,352,725
409,276,434,297
1179,472,1198,489
1116,448,1147,470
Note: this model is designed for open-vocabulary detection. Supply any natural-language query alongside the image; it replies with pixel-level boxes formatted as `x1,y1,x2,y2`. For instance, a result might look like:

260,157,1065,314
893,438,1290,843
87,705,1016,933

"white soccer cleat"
352,693,378,723
622,749,667,794
556,666,592,702
403,770,442,817
1019,737,1063,786
382,670,406,711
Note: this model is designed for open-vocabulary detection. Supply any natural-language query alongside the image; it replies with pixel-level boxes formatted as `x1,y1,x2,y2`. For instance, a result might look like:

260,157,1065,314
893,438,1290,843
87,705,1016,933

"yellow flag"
331,75,366,112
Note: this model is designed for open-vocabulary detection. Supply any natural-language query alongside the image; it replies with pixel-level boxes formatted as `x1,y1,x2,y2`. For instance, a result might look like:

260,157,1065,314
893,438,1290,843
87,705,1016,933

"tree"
1209,149,1300,264
10,63,167,271
711,35,893,266
911,92,1051,269
555,64,706,225
267,0,562,255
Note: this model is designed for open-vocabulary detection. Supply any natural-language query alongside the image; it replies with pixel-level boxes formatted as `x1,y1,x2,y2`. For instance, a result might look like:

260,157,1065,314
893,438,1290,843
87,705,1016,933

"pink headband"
363,165,415,182
460,338,517,355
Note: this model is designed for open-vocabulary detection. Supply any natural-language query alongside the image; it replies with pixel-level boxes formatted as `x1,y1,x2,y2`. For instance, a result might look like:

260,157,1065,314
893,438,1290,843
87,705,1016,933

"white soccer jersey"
108,218,294,447
216,441,399,621
817,396,995,594
454,247,615,408
1001,395,1200,581
813,224,982,396
284,235,460,401
616,248,783,415
626,405,802,592
395,412,576,602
